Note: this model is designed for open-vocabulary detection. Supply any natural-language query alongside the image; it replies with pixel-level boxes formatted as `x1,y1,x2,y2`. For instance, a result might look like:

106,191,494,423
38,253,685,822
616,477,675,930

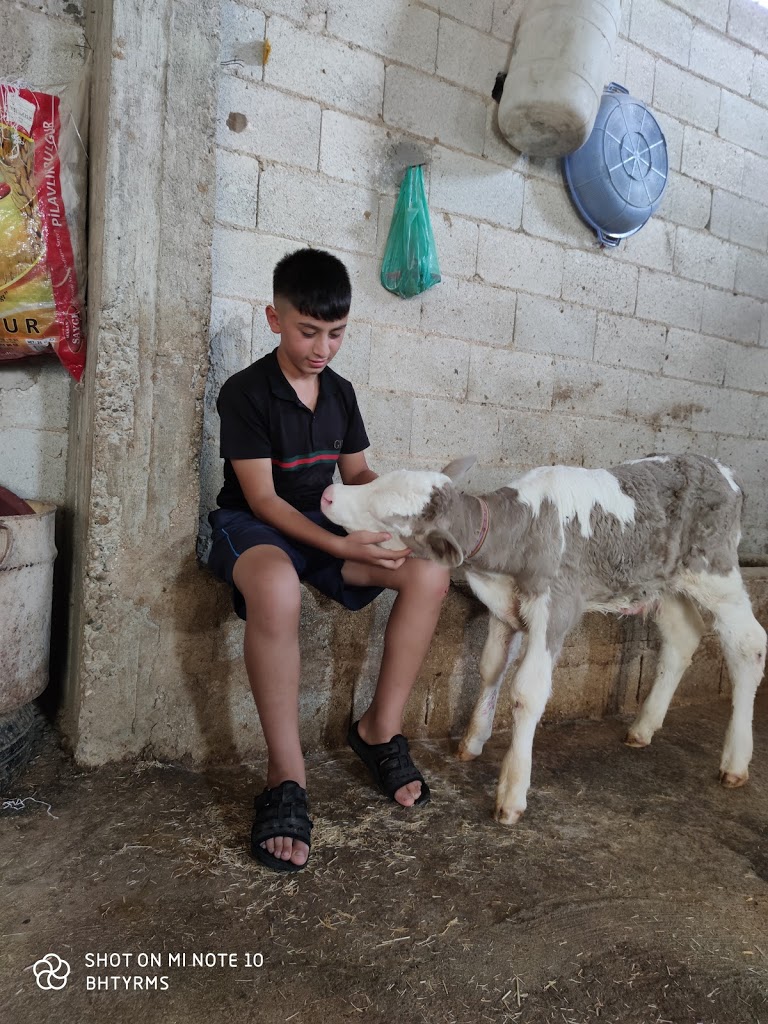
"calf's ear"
440,455,477,483
409,528,464,568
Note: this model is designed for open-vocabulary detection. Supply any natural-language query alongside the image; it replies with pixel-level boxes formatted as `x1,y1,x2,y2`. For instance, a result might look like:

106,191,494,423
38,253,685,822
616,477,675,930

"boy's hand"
337,531,412,570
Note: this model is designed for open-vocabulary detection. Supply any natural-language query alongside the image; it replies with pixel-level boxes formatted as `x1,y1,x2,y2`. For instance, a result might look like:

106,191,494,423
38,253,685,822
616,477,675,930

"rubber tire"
0,702,44,791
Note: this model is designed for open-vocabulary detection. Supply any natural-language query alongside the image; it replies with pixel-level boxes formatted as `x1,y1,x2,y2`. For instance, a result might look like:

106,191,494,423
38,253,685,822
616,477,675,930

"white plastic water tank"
498,0,622,158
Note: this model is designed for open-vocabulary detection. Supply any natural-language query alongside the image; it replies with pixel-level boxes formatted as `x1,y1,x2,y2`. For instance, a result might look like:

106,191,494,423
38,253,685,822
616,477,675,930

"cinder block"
220,1,266,73
701,288,763,343
499,407,589,466
522,176,590,248
212,227,294,302
467,347,554,411
429,212,479,279
594,313,667,373
719,90,768,157
736,250,768,302
653,61,720,132
577,415,659,466
492,0,524,41
258,165,377,254
384,66,487,155
710,190,768,251
724,342,768,393
561,251,639,316
420,276,516,346
629,0,692,66
0,427,67,504
660,112,684,172
264,16,385,118
355,388,413,460
324,322,371,386
320,110,432,196
727,0,768,55
659,171,711,229
436,16,511,95
636,269,704,330
663,328,729,386
343,251,424,329
752,396,768,439
411,397,502,459
217,77,320,169
752,54,768,107
681,126,745,192
625,372,700,429
552,361,630,419
327,0,439,73
741,151,768,205
661,0,728,31
215,148,259,228
689,24,753,95
368,329,470,399
477,225,564,296
672,226,738,289
420,0,494,32
625,41,656,101
614,218,676,274
653,423,717,459
430,146,524,228
688,381,757,437
514,294,596,360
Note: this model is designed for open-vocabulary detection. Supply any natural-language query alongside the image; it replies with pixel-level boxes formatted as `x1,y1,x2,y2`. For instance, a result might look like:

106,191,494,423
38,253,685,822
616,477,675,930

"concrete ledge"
142,567,768,765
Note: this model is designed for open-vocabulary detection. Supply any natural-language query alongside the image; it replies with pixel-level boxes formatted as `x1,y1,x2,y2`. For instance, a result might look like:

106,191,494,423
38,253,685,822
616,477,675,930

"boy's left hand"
340,531,412,569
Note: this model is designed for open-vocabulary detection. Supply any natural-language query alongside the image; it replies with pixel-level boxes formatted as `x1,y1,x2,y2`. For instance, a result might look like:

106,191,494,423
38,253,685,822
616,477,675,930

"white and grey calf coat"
322,454,766,825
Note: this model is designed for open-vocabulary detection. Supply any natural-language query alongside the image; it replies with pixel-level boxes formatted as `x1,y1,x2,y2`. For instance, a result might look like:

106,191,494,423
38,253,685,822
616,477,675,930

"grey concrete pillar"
62,0,219,763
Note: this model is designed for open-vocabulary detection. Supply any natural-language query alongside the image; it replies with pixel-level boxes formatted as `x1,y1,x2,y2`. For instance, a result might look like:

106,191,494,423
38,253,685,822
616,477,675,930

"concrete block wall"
204,0,768,564
0,0,85,506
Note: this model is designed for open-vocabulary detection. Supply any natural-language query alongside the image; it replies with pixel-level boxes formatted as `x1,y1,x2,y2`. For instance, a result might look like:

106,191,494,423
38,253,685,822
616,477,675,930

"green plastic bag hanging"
380,165,441,299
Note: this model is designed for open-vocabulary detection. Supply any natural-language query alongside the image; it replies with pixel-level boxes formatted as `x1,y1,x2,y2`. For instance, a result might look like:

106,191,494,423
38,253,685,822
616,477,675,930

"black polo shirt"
216,348,370,512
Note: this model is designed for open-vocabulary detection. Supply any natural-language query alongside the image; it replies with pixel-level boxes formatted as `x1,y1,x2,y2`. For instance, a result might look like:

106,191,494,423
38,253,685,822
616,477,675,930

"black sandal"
347,720,431,806
250,780,313,873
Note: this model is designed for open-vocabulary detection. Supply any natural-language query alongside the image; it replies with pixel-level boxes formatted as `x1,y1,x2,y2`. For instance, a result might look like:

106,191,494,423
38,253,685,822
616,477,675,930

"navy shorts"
207,507,384,621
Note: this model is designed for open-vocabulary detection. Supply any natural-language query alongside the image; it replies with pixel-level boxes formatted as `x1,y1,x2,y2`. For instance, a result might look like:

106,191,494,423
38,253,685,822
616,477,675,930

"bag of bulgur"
0,82,87,381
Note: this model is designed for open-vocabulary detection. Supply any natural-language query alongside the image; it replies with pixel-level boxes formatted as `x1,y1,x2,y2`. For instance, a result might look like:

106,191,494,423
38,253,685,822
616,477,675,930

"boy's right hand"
336,531,412,570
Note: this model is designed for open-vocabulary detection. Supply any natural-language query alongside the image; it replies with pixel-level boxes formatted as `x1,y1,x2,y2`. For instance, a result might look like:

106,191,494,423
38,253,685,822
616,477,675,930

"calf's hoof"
494,804,524,826
623,730,650,748
457,738,482,761
720,769,748,789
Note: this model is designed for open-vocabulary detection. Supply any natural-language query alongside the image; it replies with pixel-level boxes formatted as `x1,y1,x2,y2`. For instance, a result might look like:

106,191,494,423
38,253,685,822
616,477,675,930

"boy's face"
266,300,347,377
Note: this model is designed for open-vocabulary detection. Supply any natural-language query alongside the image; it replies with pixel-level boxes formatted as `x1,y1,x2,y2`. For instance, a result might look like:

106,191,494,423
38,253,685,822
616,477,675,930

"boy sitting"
208,248,450,872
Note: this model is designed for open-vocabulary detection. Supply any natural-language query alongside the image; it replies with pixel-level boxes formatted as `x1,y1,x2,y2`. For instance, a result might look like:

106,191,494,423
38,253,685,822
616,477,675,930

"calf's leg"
495,593,572,825
625,595,705,748
683,570,766,786
458,617,522,761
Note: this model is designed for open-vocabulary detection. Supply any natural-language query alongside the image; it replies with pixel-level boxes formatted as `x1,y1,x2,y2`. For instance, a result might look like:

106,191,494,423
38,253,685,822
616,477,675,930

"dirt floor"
2,696,767,1024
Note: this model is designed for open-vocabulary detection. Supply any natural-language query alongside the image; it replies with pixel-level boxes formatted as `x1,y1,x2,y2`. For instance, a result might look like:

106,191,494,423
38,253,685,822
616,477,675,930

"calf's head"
321,457,476,567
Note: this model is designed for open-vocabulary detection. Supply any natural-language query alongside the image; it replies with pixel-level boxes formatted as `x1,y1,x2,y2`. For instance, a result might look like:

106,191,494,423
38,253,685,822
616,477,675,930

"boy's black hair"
273,248,352,322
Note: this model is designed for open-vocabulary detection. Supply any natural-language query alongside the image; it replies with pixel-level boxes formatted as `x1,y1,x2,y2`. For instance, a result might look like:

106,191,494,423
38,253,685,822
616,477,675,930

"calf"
321,454,767,824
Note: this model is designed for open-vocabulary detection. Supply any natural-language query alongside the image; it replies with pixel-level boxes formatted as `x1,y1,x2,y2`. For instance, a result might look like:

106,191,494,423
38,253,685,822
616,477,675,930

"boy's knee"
234,546,301,619
404,557,451,602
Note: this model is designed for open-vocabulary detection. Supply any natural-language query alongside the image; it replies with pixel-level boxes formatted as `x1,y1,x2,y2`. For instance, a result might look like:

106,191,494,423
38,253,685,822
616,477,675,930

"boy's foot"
250,780,313,872
348,720,431,807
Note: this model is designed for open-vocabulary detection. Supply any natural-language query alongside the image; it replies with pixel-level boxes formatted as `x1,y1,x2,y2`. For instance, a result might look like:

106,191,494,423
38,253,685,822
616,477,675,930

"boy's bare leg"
341,557,451,806
233,545,308,867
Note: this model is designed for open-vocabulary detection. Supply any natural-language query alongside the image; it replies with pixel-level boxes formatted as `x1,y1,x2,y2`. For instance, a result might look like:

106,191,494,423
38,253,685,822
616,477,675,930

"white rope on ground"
1,797,58,818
